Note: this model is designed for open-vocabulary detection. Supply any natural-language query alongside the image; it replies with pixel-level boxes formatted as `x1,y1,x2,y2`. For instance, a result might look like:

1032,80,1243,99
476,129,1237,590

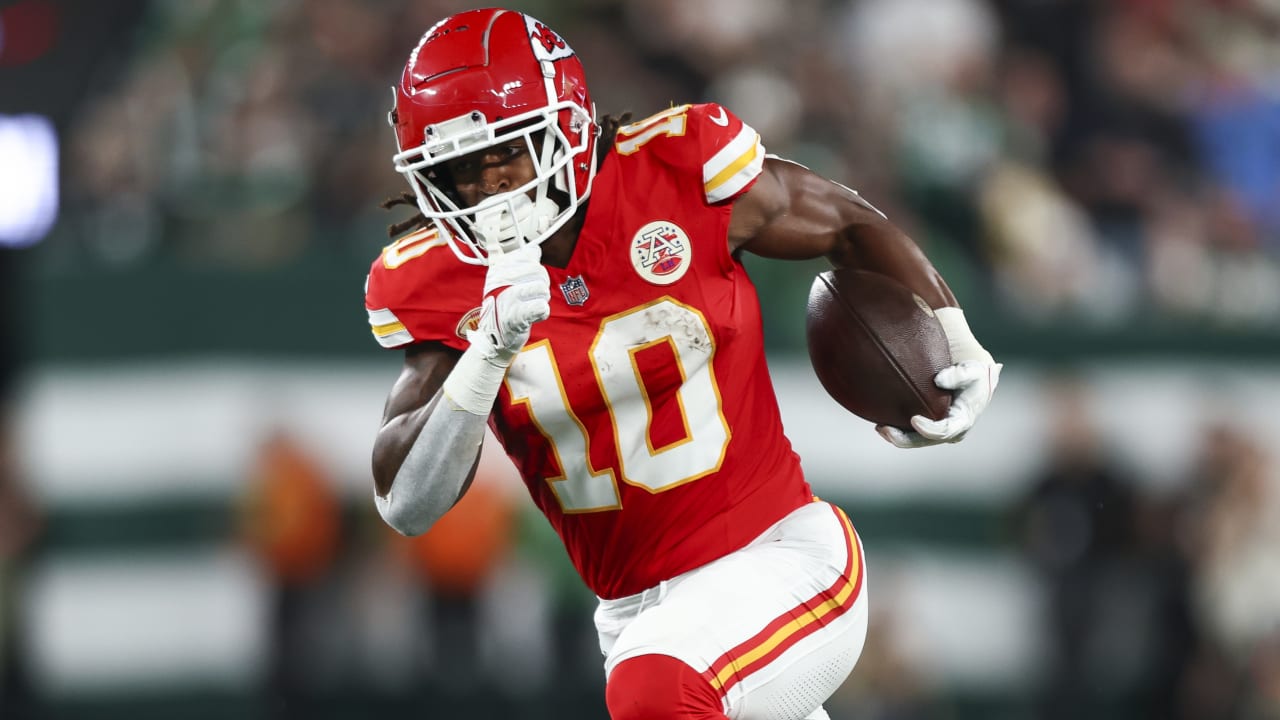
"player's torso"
499,147,747,513
492,134,809,599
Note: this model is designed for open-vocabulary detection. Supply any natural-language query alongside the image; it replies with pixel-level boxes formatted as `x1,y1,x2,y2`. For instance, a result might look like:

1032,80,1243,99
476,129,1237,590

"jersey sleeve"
695,103,767,204
619,103,767,205
363,227,484,352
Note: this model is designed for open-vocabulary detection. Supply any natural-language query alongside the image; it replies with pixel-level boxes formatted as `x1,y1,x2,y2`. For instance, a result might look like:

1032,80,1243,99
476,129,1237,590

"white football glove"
442,242,551,415
468,243,551,365
876,307,1002,449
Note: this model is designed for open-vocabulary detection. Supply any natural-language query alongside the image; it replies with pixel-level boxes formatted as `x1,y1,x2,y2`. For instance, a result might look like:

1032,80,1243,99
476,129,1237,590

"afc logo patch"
559,275,590,306
631,220,692,285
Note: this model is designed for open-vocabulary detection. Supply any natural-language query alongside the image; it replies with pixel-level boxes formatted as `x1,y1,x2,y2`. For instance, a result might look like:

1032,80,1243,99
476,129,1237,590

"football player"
363,8,1001,720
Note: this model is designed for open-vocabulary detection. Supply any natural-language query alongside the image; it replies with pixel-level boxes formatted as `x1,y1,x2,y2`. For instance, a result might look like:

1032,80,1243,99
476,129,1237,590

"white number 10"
505,299,730,513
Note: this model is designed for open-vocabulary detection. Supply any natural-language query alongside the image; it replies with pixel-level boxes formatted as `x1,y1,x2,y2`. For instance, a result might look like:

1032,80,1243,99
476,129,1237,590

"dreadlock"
597,112,632,152
377,112,634,239
379,192,426,238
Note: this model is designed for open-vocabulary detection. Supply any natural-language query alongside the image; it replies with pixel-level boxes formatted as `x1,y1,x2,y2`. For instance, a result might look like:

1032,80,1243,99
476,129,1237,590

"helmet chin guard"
389,9,599,265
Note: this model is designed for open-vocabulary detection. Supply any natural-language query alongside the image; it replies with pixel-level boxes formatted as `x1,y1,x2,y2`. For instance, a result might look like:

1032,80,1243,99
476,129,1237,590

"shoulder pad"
363,227,483,350
613,103,766,204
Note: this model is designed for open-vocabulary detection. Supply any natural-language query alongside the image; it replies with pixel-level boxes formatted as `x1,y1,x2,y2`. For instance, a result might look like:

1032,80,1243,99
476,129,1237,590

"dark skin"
372,138,957,501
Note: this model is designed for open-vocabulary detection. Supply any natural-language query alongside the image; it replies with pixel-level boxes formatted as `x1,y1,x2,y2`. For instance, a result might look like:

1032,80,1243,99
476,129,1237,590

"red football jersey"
365,103,814,599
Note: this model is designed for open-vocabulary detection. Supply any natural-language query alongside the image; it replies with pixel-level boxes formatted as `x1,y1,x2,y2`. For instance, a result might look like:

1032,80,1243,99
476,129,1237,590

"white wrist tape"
441,344,511,415
934,307,994,365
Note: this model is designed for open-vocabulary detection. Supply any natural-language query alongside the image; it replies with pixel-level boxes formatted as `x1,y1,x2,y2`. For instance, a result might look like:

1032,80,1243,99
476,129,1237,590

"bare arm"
372,342,483,534
728,157,957,309
732,156,1001,447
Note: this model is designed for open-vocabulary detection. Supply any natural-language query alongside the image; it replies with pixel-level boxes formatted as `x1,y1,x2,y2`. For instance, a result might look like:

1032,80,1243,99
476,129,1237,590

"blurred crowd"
230,432,604,719
42,0,1280,329
1013,378,1280,720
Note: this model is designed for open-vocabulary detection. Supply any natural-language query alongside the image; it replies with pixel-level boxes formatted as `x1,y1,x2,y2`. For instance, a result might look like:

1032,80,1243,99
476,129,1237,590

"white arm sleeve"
373,345,508,536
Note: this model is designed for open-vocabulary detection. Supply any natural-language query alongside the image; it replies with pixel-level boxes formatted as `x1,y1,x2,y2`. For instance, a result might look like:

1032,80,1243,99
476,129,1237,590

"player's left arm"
730,156,1002,447
729,157,944,300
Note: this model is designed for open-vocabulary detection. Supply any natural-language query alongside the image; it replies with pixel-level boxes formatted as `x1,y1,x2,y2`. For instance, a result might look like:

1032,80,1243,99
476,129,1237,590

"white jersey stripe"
367,307,415,347
703,125,765,204
705,142,764,204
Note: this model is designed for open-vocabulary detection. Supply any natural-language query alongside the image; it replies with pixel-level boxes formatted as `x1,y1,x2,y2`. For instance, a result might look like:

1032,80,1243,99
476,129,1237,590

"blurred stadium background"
3,0,1280,718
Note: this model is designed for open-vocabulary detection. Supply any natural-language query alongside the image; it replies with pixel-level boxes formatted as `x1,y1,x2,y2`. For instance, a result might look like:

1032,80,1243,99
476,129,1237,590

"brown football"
805,268,953,429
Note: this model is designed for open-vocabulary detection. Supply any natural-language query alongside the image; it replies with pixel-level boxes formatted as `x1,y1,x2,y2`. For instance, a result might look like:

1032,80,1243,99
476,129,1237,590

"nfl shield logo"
560,275,589,306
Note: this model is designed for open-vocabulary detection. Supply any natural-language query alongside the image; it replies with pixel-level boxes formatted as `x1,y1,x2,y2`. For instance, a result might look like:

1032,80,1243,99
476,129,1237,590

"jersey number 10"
505,298,730,513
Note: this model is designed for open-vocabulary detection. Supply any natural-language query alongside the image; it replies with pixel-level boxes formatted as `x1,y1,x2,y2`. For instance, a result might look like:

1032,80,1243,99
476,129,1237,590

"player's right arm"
368,241,551,536
371,342,483,535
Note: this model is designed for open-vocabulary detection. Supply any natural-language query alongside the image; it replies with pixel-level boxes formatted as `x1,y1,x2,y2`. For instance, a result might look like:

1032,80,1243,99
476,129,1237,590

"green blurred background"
2,1,1279,719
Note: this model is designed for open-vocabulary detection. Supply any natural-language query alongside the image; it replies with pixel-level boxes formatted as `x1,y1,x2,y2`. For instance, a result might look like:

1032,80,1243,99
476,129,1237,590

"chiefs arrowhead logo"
523,15,575,62
456,307,482,341
530,21,565,54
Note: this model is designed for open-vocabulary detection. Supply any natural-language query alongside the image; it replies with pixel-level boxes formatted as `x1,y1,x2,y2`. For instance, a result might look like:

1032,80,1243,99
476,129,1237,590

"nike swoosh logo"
709,107,729,126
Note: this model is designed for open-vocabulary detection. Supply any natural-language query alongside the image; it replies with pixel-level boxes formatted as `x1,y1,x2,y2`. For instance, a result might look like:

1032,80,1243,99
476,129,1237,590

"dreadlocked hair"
598,112,632,152
376,112,634,239
379,191,429,238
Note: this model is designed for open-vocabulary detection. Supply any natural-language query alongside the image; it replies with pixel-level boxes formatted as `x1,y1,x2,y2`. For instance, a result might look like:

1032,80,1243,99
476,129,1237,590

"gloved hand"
877,307,1001,449
468,243,551,365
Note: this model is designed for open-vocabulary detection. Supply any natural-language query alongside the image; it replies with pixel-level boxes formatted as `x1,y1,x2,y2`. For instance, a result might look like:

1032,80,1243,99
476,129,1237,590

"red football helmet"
390,8,598,265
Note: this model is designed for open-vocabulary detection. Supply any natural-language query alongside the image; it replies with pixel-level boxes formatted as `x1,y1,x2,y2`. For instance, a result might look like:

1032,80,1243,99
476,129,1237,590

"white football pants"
595,500,869,720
